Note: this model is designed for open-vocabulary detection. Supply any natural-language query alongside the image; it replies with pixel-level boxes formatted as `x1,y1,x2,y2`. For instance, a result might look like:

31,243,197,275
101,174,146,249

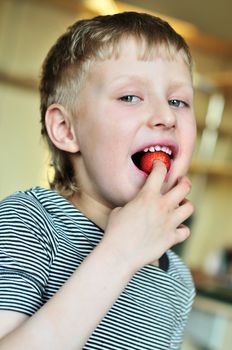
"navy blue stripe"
0,187,195,349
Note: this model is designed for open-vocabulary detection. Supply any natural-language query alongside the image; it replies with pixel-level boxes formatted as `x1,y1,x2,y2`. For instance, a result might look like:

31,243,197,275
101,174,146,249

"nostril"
148,112,176,129
153,123,165,127
152,122,176,129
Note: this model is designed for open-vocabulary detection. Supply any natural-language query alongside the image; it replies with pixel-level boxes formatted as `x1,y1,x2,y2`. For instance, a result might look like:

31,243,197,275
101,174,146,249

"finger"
141,160,167,193
172,199,194,228
164,176,192,209
174,224,191,244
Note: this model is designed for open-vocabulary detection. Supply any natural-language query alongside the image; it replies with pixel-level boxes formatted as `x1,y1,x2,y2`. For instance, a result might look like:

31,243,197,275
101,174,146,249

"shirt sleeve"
0,192,52,316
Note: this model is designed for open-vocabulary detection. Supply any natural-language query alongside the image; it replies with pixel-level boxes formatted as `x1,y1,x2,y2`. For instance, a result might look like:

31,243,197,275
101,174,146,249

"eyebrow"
170,80,193,89
162,76,193,94
109,76,193,92
108,74,147,88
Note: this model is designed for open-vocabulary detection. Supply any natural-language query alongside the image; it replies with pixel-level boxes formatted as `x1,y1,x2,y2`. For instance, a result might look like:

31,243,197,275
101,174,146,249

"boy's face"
72,39,196,209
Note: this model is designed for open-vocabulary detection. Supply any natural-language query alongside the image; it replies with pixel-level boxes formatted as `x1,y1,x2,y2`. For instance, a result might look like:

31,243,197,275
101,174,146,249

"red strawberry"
140,151,171,174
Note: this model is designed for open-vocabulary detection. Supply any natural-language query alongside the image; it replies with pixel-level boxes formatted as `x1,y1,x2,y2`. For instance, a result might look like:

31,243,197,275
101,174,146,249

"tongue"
140,151,171,174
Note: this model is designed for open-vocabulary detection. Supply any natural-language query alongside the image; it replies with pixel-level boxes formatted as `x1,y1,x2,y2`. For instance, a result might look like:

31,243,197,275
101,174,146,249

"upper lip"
131,140,178,159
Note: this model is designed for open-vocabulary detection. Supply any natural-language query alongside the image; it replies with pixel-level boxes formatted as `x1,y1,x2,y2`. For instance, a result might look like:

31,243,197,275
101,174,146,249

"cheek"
189,121,197,154
182,116,197,150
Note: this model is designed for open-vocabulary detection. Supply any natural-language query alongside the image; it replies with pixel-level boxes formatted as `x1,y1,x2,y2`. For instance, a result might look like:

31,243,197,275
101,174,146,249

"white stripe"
0,187,195,349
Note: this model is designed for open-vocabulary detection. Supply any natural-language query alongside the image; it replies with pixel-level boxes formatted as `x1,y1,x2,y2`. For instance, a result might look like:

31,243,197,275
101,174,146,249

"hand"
103,160,194,272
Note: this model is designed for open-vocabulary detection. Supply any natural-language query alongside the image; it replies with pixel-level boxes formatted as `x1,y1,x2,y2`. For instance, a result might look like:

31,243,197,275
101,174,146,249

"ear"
45,104,79,153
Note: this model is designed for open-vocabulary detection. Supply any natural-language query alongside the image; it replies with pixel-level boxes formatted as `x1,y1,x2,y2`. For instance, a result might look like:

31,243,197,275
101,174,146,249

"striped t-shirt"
0,187,195,349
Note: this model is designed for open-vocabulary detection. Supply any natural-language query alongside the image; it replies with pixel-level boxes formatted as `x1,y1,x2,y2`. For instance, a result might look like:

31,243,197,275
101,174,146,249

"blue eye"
168,99,188,108
120,95,140,103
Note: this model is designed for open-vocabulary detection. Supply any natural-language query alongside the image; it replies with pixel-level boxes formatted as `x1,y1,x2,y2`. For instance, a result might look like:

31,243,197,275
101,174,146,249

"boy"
0,12,196,349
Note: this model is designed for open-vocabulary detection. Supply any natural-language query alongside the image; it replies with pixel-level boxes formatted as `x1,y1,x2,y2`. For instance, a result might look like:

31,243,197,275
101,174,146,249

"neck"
68,191,112,231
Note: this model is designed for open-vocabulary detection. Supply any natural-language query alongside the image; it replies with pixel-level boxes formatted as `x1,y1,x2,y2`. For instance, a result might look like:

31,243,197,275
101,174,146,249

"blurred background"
0,0,232,349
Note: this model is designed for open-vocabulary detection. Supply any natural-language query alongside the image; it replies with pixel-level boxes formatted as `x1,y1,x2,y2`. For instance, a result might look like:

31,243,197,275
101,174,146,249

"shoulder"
0,187,63,258
0,187,66,224
0,188,43,228
1,187,51,216
0,187,91,255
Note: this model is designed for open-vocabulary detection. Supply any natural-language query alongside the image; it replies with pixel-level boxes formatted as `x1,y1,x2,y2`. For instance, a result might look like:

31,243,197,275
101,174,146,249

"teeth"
143,145,172,156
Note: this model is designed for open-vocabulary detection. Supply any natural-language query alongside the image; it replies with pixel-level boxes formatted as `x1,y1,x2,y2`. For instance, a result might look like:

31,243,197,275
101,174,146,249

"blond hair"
39,11,192,196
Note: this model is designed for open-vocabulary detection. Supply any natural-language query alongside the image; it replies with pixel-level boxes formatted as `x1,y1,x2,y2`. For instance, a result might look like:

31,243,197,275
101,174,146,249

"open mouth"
132,145,174,174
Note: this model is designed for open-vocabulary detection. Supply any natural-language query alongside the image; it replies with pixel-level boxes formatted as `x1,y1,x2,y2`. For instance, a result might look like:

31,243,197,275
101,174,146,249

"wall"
0,0,78,198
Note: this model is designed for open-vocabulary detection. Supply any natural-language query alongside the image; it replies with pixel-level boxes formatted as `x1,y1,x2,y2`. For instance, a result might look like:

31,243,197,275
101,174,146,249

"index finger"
141,160,167,193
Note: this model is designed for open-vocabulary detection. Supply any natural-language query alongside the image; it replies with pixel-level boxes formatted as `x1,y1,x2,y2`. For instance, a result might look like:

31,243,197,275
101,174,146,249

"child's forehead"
87,37,190,76
98,36,179,61
86,37,191,79
85,46,193,91
79,36,192,89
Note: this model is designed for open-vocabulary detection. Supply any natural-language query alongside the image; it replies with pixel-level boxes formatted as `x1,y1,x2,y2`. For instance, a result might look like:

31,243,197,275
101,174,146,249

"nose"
147,101,176,129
